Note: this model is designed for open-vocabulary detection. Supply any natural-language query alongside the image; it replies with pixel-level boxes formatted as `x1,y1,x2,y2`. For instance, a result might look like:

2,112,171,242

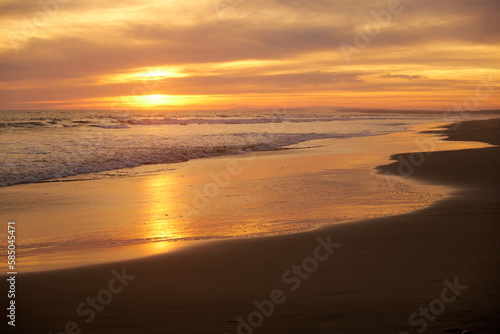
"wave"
121,116,337,126
1,110,438,188
0,131,374,188
0,121,46,128
91,124,131,129
0,116,327,129
0,114,412,130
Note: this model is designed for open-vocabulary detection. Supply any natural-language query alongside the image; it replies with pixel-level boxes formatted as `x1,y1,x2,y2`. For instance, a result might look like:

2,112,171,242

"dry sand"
2,119,499,334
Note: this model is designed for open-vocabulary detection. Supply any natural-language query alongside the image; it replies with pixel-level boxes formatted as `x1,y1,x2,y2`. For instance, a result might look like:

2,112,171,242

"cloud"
379,73,426,80
0,0,143,17
0,0,499,109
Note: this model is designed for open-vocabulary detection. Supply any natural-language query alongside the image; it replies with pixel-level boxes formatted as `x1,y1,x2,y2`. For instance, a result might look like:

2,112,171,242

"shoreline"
1,110,495,190
0,120,480,273
2,118,500,334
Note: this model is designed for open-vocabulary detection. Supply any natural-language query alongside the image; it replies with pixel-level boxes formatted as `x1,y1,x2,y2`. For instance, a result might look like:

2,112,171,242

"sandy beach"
2,0,500,333
0,119,462,273
2,118,500,334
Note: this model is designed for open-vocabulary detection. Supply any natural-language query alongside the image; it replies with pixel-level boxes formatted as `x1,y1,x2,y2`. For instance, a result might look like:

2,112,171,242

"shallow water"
0,109,441,187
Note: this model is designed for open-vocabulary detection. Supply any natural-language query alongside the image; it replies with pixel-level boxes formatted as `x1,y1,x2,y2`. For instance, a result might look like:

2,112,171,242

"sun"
123,94,197,109
131,94,170,107
143,94,168,105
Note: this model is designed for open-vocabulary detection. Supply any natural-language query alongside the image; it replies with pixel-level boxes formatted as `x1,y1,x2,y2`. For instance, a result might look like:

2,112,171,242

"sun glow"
131,94,170,106
97,67,187,85
134,68,187,80
119,94,203,108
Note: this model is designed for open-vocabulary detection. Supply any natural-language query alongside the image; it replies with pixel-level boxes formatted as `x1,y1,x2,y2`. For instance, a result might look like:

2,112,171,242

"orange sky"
0,0,499,110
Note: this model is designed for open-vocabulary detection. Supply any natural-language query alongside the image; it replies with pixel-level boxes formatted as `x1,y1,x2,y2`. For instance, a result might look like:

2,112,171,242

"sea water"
0,109,441,187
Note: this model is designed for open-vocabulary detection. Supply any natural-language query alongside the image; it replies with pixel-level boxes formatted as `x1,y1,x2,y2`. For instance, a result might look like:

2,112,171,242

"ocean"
0,109,443,188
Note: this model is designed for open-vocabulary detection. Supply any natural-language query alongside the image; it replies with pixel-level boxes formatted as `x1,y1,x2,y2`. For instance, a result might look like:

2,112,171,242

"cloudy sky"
0,0,499,110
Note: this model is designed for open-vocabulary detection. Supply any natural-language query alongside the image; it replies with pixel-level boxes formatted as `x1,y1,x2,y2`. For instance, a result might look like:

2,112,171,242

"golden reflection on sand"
142,175,185,247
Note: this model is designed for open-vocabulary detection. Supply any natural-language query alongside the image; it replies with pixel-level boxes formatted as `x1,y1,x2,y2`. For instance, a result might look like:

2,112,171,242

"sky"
0,0,499,110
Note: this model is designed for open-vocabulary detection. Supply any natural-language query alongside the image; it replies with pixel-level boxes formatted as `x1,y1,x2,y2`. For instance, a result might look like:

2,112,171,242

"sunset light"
2,1,500,333
131,94,171,107
1,0,499,110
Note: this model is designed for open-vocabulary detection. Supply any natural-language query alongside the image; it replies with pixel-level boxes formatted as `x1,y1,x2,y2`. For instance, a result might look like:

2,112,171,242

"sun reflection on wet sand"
141,175,187,246
1,122,494,273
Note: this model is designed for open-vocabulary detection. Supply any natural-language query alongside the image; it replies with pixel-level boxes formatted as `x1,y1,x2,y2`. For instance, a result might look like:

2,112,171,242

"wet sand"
0,122,466,273
2,119,500,333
